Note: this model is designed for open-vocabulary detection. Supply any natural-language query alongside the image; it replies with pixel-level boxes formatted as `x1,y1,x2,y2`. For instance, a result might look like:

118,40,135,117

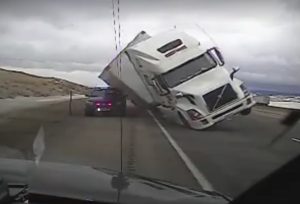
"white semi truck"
100,30,255,129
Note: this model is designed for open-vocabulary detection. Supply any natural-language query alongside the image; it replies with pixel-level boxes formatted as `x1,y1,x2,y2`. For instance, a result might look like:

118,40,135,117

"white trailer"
100,30,256,129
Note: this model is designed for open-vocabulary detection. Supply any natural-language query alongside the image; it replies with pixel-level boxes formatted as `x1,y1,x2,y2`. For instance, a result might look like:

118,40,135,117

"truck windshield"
162,53,217,88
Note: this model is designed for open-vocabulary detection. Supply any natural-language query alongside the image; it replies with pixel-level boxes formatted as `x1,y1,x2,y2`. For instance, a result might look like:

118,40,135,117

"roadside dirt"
0,67,89,99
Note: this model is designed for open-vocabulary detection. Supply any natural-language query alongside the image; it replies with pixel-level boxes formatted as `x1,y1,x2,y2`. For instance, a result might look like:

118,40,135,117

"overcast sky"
0,0,299,88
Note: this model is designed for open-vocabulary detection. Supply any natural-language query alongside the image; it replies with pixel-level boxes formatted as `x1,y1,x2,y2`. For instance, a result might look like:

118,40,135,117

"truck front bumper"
188,95,256,130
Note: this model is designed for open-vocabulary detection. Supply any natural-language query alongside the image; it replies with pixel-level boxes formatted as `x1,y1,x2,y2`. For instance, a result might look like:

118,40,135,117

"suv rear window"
90,89,121,97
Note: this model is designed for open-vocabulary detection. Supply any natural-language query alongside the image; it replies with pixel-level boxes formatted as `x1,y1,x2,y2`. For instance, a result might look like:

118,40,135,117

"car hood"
171,68,231,97
0,158,228,204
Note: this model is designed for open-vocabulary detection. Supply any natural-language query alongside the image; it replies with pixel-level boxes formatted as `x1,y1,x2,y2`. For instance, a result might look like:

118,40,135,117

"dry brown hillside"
0,68,89,99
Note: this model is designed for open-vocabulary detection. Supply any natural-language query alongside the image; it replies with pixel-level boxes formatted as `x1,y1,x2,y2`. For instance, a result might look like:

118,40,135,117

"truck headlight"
187,109,203,120
240,84,250,96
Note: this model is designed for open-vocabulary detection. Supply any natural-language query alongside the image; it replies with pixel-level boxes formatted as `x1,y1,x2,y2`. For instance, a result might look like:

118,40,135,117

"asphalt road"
156,105,300,197
0,99,299,199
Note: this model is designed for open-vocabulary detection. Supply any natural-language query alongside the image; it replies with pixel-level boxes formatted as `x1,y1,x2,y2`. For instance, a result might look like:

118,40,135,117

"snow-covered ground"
270,95,300,103
269,95,300,110
269,101,300,110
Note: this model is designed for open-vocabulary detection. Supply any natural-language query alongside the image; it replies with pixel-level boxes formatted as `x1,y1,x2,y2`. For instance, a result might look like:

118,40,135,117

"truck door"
140,73,167,105
140,71,175,108
151,75,176,108
126,52,175,107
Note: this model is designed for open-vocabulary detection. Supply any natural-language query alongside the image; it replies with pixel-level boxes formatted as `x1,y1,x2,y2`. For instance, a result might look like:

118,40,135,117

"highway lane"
155,105,300,197
0,100,299,198
0,99,199,190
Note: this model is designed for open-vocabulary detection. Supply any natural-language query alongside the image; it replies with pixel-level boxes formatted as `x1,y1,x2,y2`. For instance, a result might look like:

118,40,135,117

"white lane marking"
292,138,300,143
148,110,214,191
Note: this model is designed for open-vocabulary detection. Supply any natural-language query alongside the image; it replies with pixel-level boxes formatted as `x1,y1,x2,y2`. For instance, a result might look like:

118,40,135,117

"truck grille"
203,84,237,112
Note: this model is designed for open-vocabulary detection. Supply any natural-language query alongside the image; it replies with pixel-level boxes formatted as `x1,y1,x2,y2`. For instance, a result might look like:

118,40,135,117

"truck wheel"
241,108,251,115
119,101,127,117
178,112,191,128
130,100,136,106
120,109,126,117
120,105,126,117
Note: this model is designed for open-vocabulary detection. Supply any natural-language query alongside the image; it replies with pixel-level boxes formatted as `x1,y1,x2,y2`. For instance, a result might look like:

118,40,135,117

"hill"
0,68,89,99
246,82,300,96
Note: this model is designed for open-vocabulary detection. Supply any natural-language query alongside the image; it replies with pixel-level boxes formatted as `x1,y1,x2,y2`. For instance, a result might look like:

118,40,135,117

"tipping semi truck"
99,30,255,129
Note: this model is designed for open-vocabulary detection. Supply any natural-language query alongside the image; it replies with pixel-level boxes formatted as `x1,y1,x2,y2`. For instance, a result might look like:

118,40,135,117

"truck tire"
241,108,251,115
121,100,127,117
120,108,126,117
178,112,191,128
114,103,126,117
120,104,127,117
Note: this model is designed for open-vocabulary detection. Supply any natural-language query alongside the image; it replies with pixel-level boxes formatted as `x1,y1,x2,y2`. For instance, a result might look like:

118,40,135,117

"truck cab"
126,31,255,129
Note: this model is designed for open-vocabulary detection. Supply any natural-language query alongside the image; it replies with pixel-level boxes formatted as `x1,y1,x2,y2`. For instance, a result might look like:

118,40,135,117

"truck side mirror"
208,47,225,66
175,92,184,98
152,77,170,96
230,66,240,80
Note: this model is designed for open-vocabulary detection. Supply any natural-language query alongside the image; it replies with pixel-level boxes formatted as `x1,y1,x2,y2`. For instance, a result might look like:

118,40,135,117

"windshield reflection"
162,53,217,88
